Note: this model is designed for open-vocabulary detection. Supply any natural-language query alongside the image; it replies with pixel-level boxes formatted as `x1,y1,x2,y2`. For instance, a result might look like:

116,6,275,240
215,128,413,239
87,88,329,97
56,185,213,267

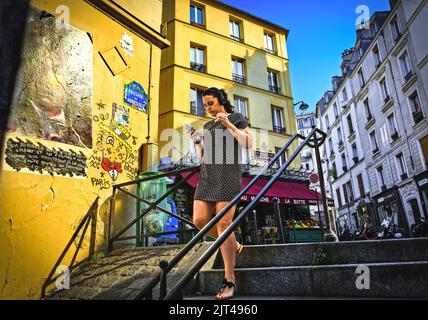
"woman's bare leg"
192,200,218,239
214,201,237,299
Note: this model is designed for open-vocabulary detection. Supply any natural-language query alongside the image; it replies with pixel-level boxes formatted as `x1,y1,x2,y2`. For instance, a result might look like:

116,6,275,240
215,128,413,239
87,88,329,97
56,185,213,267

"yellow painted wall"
0,0,164,299
159,0,299,167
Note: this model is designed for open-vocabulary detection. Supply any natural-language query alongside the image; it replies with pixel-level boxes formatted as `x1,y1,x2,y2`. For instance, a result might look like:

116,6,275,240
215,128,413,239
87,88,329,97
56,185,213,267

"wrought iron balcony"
265,48,275,54
269,85,281,94
413,111,424,124
272,125,286,135
190,62,206,73
190,103,205,117
232,73,247,84
230,35,243,42
404,71,414,83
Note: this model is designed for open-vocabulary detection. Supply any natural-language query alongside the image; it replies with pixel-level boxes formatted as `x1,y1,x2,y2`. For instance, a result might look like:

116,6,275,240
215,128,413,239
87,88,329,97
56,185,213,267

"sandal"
215,278,236,300
236,242,244,255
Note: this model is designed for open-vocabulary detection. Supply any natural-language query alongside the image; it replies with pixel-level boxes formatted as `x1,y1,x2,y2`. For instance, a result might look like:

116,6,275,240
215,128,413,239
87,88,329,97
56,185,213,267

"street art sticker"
88,103,138,190
7,6,93,148
5,138,87,177
120,32,134,56
124,81,148,112
112,103,129,127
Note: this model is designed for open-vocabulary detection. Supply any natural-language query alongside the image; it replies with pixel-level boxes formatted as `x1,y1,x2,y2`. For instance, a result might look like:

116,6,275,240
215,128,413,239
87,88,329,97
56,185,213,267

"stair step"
198,261,428,298
228,238,428,268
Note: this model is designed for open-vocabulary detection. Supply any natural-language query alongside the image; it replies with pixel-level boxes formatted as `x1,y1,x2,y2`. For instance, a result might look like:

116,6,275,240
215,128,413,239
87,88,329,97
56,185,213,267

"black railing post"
159,260,169,300
273,197,285,244
314,131,338,242
106,187,116,254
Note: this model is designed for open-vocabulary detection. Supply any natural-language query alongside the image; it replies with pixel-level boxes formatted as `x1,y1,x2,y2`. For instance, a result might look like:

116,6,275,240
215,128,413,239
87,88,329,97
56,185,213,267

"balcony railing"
404,71,414,83
269,85,281,94
232,73,246,84
190,103,205,117
265,48,275,54
413,111,424,124
273,125,286,135
190,62,206,73
230,35,243,42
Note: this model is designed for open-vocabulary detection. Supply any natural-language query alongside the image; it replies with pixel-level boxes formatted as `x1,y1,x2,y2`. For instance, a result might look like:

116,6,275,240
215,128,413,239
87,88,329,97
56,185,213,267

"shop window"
408,199,422,223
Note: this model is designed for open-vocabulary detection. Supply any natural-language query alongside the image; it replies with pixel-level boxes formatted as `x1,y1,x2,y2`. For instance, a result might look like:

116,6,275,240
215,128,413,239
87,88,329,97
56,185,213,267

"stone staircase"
45,238,428,300
189,238,428,299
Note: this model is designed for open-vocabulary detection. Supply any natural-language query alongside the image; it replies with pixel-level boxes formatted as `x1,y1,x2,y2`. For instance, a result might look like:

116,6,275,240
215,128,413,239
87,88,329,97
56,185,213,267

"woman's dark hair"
203,87,234,113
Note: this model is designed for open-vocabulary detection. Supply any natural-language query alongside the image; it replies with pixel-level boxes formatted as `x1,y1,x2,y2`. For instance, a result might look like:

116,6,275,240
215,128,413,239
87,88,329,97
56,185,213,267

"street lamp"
294,101,309,111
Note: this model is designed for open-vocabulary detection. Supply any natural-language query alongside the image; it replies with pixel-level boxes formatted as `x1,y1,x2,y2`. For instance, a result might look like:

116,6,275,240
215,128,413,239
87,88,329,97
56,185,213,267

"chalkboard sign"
124,81,148,112
5,138,87,177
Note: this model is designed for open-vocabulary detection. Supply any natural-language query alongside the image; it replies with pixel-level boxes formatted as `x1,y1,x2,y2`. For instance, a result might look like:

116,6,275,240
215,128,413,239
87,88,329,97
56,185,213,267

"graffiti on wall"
89,103,139,190
5,138,87,177
7,6,93,148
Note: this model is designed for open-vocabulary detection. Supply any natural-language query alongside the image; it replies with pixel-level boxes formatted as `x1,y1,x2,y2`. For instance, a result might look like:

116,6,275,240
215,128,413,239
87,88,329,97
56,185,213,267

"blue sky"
221,0,392,113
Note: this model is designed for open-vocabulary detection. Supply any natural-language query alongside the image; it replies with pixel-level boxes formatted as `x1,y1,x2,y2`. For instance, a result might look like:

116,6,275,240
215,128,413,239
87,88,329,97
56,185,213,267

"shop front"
415,170,428,220
178,171,334,245
372,186,410,236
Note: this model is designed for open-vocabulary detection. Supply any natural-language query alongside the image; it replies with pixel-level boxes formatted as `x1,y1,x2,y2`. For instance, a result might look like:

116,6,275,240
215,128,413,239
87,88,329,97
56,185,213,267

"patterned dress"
194,112,248,202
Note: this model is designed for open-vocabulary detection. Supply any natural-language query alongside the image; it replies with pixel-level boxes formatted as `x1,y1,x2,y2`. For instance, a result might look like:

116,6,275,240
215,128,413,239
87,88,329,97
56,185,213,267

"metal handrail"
163,128,326,299
107,165,201,252
135,128,327,300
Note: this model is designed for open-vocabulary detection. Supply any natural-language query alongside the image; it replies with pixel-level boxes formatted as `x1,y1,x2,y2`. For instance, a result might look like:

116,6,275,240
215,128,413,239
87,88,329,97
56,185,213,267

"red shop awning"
180,172,334,206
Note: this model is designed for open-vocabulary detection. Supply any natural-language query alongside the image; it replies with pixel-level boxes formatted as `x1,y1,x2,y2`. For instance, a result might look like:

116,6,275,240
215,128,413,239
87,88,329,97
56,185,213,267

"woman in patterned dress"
188,87,253,300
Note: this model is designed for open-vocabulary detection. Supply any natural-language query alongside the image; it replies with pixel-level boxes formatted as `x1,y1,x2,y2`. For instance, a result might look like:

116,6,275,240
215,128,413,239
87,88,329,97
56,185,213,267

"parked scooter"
376,211,404,239
411,218,428,237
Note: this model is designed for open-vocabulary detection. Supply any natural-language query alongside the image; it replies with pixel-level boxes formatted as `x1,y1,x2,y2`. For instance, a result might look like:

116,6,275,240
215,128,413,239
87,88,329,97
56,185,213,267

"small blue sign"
124,81,148,112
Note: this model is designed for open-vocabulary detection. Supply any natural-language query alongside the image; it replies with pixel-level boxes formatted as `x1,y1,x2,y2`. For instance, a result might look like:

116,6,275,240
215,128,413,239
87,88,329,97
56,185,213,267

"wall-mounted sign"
254,150,275,161
309,173,319,184
124,81,148,112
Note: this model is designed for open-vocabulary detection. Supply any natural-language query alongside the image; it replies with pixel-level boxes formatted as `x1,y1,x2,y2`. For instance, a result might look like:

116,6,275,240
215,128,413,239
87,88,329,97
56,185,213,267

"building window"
342,153,347,172
399,51,413,82
347,114,354,136
230,19,242,42
190,4,204,25
233,96,248,118
267,70,280,94
342,89,348,102
379,77,390,103
232,58,246,84
347,181,354,203
377,166,386,190
264,33,275,54
271,107,285,134
275,147,287,167
190,46,205,72
352,143,358,162
358,68,365,88
343,184,349,203
336,189,343,208
364,98,372,120
337,127,343,145
241,147,249,165
329,138,334,156
190,87,205,117
370,130,379,154
409,91,423,124
396,153,408,180
390,14,402,43
357,174,366,198
373,44,381,68
325,115,330,130
420,135,428,168
333,103,339,119
387,113,399,141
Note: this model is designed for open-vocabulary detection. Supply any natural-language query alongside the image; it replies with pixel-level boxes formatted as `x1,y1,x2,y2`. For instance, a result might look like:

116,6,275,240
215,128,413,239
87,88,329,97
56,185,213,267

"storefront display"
415,170,428,219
